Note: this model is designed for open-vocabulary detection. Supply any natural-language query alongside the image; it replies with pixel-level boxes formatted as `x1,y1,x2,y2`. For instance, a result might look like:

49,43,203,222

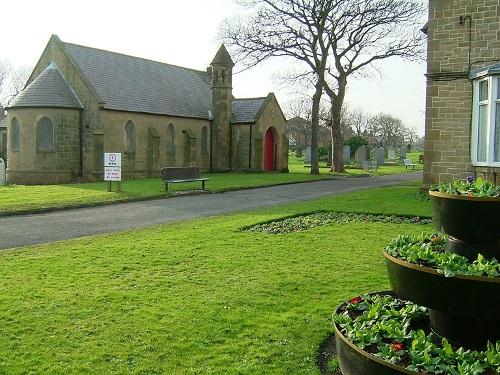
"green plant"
344,135,368,155
245,211,432,234
433,176,500,197
334,294,500,374
385,234,500,278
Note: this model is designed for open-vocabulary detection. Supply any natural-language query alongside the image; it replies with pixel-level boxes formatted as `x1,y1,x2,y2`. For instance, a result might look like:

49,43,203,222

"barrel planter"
429,191,500,260
334,294,419,375
385,252,500,347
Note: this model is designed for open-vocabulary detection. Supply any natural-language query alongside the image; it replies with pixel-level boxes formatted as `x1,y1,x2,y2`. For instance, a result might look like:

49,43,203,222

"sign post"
104,153,122,192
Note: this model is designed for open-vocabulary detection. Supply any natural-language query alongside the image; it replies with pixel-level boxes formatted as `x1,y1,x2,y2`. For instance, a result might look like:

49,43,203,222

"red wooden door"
264,129,275,171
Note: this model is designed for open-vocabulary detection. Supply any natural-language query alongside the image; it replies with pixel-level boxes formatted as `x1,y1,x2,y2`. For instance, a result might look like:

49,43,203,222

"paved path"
0,172,422,250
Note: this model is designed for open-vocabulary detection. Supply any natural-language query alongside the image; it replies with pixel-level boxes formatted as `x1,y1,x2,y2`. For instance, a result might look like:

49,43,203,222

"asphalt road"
0,172,422,250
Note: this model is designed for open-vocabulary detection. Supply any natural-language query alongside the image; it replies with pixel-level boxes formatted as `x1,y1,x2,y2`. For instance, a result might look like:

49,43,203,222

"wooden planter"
429,191,500,260
385,253,500,347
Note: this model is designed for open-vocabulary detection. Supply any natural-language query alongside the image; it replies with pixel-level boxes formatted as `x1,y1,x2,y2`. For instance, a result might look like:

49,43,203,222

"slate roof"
10,37,267,123
233,98,266,123
8,63,82,109
63,42,213,119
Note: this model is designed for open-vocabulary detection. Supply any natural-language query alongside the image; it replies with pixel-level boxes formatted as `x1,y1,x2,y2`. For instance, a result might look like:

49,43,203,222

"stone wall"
27,35,102,180
255,94,289,172
0,129,6,162
6,108,81,184
425,0,500,184
100,110,211,179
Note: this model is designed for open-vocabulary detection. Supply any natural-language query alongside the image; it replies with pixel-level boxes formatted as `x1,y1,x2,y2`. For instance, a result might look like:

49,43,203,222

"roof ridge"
63,41,210,76
234,97,267,101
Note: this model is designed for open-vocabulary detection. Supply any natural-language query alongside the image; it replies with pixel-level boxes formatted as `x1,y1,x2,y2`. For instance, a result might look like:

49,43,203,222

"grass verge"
0,182,431,374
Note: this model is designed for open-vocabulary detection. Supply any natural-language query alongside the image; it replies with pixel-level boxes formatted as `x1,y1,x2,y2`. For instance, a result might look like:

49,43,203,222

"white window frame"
471,75,500,166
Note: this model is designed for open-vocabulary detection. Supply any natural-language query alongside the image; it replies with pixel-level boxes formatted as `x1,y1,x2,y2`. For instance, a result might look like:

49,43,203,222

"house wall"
424,0,500,184
255,95,288,172
100,110,211,179
6,108,81,184
26,36,103,180
0,128,6,162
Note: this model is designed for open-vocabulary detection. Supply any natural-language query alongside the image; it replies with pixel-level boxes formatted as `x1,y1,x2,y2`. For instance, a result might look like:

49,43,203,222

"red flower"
390,342,405,351
349,296,363,304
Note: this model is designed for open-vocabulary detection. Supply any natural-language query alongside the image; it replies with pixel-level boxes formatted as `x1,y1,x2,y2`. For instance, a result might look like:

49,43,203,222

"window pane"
477,104,488,162
37,117,54,150
495,103,500,162
479,80,489,102
11,118,20,151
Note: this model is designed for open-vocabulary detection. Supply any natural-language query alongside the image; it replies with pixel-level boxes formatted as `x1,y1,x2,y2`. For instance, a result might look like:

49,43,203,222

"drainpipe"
229,122,233,170
248,123,253,170
79,109,83,179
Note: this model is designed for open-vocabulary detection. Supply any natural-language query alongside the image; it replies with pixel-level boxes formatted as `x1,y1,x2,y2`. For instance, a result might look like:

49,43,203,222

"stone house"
5,35,288,184
424,0,500,185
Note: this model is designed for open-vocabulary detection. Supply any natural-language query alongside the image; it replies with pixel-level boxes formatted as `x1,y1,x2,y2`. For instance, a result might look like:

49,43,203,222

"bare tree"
220,0,334,175
368,113,407,147
321,0,426,172
0,60,32,106
0,60,10,105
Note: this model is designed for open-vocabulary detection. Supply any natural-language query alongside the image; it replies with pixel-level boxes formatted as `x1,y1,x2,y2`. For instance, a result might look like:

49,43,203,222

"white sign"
104,153,121,181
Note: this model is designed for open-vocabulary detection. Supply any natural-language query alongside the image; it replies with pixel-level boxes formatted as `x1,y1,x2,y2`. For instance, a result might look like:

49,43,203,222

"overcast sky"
2,0,427,135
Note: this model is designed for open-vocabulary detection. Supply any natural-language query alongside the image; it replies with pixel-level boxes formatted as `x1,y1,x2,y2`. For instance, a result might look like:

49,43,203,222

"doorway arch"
264,127,277,171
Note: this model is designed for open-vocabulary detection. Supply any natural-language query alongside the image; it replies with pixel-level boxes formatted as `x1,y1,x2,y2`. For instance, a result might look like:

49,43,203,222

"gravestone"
400,146,407,159
376,147,385,165
343,145,351,163
304,146,311,164
388,147,396,160
0,158,5,185
355,145,367,164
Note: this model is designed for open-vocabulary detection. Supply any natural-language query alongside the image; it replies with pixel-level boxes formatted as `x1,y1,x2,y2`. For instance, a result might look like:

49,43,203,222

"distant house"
424,0,500,185
5,35,288,184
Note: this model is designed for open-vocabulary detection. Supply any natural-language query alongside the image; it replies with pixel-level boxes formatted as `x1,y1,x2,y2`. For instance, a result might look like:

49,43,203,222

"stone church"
424,0,500,185
5,35,288,184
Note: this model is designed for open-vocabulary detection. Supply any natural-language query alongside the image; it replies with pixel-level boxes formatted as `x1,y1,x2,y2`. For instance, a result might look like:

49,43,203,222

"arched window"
11,117,20,152
166,123,175,154
201,126,208,154
37,117,54,150
125,121,136,152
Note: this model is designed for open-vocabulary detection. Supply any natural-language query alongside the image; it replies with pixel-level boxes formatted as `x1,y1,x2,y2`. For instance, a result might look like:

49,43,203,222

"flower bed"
244,212,432,234
385,233,500,278
333,293,500,374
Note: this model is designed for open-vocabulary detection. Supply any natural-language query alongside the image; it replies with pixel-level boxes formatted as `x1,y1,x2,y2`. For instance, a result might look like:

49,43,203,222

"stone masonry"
425,0,500,185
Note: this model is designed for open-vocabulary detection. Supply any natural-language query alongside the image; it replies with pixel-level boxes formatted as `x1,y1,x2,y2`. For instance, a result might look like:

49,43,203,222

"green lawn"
0,154,421,216
0,171,332,216
0,182,432,374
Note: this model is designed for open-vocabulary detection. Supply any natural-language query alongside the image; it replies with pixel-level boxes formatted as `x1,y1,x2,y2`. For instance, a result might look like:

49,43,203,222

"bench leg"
202,180,205,190
165,183,168,192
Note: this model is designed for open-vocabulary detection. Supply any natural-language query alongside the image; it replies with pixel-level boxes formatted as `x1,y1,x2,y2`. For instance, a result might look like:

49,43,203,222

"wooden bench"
403,159,417,170
160,167,209,192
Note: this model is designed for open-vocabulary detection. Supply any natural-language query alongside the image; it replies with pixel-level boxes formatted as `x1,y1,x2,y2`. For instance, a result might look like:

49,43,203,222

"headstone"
400,146,407,159
376,147,385,166
343,145,351,163
355,145,367,164
304,146,311,164
0,158,5,185
388,147,396,160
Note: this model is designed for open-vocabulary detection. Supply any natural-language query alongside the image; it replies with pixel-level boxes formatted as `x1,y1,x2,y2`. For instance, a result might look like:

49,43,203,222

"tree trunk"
330,102,345,173
310,82,322,175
